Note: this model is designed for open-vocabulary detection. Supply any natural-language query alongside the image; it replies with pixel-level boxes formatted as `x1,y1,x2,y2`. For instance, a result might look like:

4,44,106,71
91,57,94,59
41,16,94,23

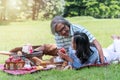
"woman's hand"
57,50,73,62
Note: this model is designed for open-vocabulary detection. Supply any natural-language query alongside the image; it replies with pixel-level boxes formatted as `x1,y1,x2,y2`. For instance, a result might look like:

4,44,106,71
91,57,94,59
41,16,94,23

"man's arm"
92,39,104,63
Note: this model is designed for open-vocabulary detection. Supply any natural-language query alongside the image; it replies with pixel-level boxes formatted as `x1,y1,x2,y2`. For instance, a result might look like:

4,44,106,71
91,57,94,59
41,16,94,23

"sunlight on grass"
0,17,120,80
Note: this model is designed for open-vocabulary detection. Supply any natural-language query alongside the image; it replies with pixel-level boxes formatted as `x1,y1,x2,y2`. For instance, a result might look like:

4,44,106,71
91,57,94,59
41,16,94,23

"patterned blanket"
0,64,49,75
0,63,109,75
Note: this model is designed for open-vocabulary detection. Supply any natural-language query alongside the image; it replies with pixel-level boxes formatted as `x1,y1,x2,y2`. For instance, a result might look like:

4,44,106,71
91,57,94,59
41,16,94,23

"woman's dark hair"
73,32,93,63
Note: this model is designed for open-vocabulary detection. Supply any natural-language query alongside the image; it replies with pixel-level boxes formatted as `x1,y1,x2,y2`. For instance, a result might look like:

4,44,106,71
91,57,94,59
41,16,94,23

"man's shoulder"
71,24,84,28
70,24,85,34
70,24,85,31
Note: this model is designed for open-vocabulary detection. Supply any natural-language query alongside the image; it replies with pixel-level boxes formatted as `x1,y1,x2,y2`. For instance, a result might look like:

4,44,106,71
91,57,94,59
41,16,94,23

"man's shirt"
54,24,95,53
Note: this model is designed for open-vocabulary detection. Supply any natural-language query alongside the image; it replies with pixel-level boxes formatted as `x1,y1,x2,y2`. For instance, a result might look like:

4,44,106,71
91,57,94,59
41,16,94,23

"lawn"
0,16,120,80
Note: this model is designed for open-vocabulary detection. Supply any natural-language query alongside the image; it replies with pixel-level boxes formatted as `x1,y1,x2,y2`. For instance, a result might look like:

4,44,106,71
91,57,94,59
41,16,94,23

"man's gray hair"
50,16,71,35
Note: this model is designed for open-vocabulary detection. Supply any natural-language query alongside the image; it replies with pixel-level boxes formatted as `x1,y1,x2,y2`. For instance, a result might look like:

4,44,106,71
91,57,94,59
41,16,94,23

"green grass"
0,17,120,80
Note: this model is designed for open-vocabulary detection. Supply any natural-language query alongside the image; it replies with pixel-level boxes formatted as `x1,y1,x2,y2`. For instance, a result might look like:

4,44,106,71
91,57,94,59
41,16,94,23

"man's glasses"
57,25,66,34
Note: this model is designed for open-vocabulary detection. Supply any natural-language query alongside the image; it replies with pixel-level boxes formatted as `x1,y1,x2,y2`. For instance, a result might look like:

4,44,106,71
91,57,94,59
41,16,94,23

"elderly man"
50,16,104,63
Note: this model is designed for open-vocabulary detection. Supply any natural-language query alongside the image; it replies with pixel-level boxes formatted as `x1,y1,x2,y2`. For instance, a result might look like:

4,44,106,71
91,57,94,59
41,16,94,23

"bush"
63,0,120,18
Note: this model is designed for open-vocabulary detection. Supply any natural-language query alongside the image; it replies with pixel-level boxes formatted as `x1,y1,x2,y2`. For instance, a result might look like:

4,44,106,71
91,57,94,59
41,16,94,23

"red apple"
60,48,66,54
9,56,14,61
6,59,10,62
11,58,16,62
17,57,22,61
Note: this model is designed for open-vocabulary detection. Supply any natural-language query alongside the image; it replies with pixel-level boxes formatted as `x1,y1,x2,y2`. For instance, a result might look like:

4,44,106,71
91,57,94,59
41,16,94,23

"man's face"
55,23,70,37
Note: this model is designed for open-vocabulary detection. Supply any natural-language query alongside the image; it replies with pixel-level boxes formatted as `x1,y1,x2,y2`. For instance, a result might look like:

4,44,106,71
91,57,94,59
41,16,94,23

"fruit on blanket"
46,64,56,69
4,56,25,70
9,56,14,61
36,66,44,70
60,48,66,54
40,61,51,67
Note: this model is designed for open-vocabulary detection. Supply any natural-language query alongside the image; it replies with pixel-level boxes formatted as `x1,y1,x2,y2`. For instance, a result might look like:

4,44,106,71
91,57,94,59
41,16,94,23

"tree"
0,0,65,21
64,0,120,18
0,0,7,20
38,0,65,19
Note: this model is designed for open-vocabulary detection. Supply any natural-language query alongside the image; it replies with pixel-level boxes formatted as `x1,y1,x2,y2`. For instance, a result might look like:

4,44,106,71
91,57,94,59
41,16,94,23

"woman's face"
72,37,76,50
55,23,70,37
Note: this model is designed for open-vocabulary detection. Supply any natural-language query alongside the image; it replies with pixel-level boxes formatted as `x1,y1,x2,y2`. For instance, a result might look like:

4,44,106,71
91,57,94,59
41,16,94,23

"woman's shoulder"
90,46,98,52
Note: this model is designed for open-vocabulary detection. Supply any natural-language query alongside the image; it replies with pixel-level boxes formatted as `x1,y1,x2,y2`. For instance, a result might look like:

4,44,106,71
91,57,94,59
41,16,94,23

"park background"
0,0,120,80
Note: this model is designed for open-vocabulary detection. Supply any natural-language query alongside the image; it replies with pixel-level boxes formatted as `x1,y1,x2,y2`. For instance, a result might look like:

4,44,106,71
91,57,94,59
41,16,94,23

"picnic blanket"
0,63,109,75
0,64,50,75
76,63,109,70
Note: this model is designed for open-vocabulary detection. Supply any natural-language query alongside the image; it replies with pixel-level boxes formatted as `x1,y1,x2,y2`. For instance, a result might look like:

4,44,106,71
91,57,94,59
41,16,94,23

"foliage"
0,0,120,20
0,0,65,20
38,0,65,20
64,0,120,18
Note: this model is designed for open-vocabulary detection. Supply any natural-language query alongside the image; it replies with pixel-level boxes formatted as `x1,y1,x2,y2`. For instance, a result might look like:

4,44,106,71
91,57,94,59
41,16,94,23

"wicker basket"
4,61,25,70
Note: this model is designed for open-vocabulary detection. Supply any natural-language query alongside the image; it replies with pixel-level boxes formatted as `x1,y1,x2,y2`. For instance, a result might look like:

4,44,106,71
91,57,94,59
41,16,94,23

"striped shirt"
54,24,95,53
